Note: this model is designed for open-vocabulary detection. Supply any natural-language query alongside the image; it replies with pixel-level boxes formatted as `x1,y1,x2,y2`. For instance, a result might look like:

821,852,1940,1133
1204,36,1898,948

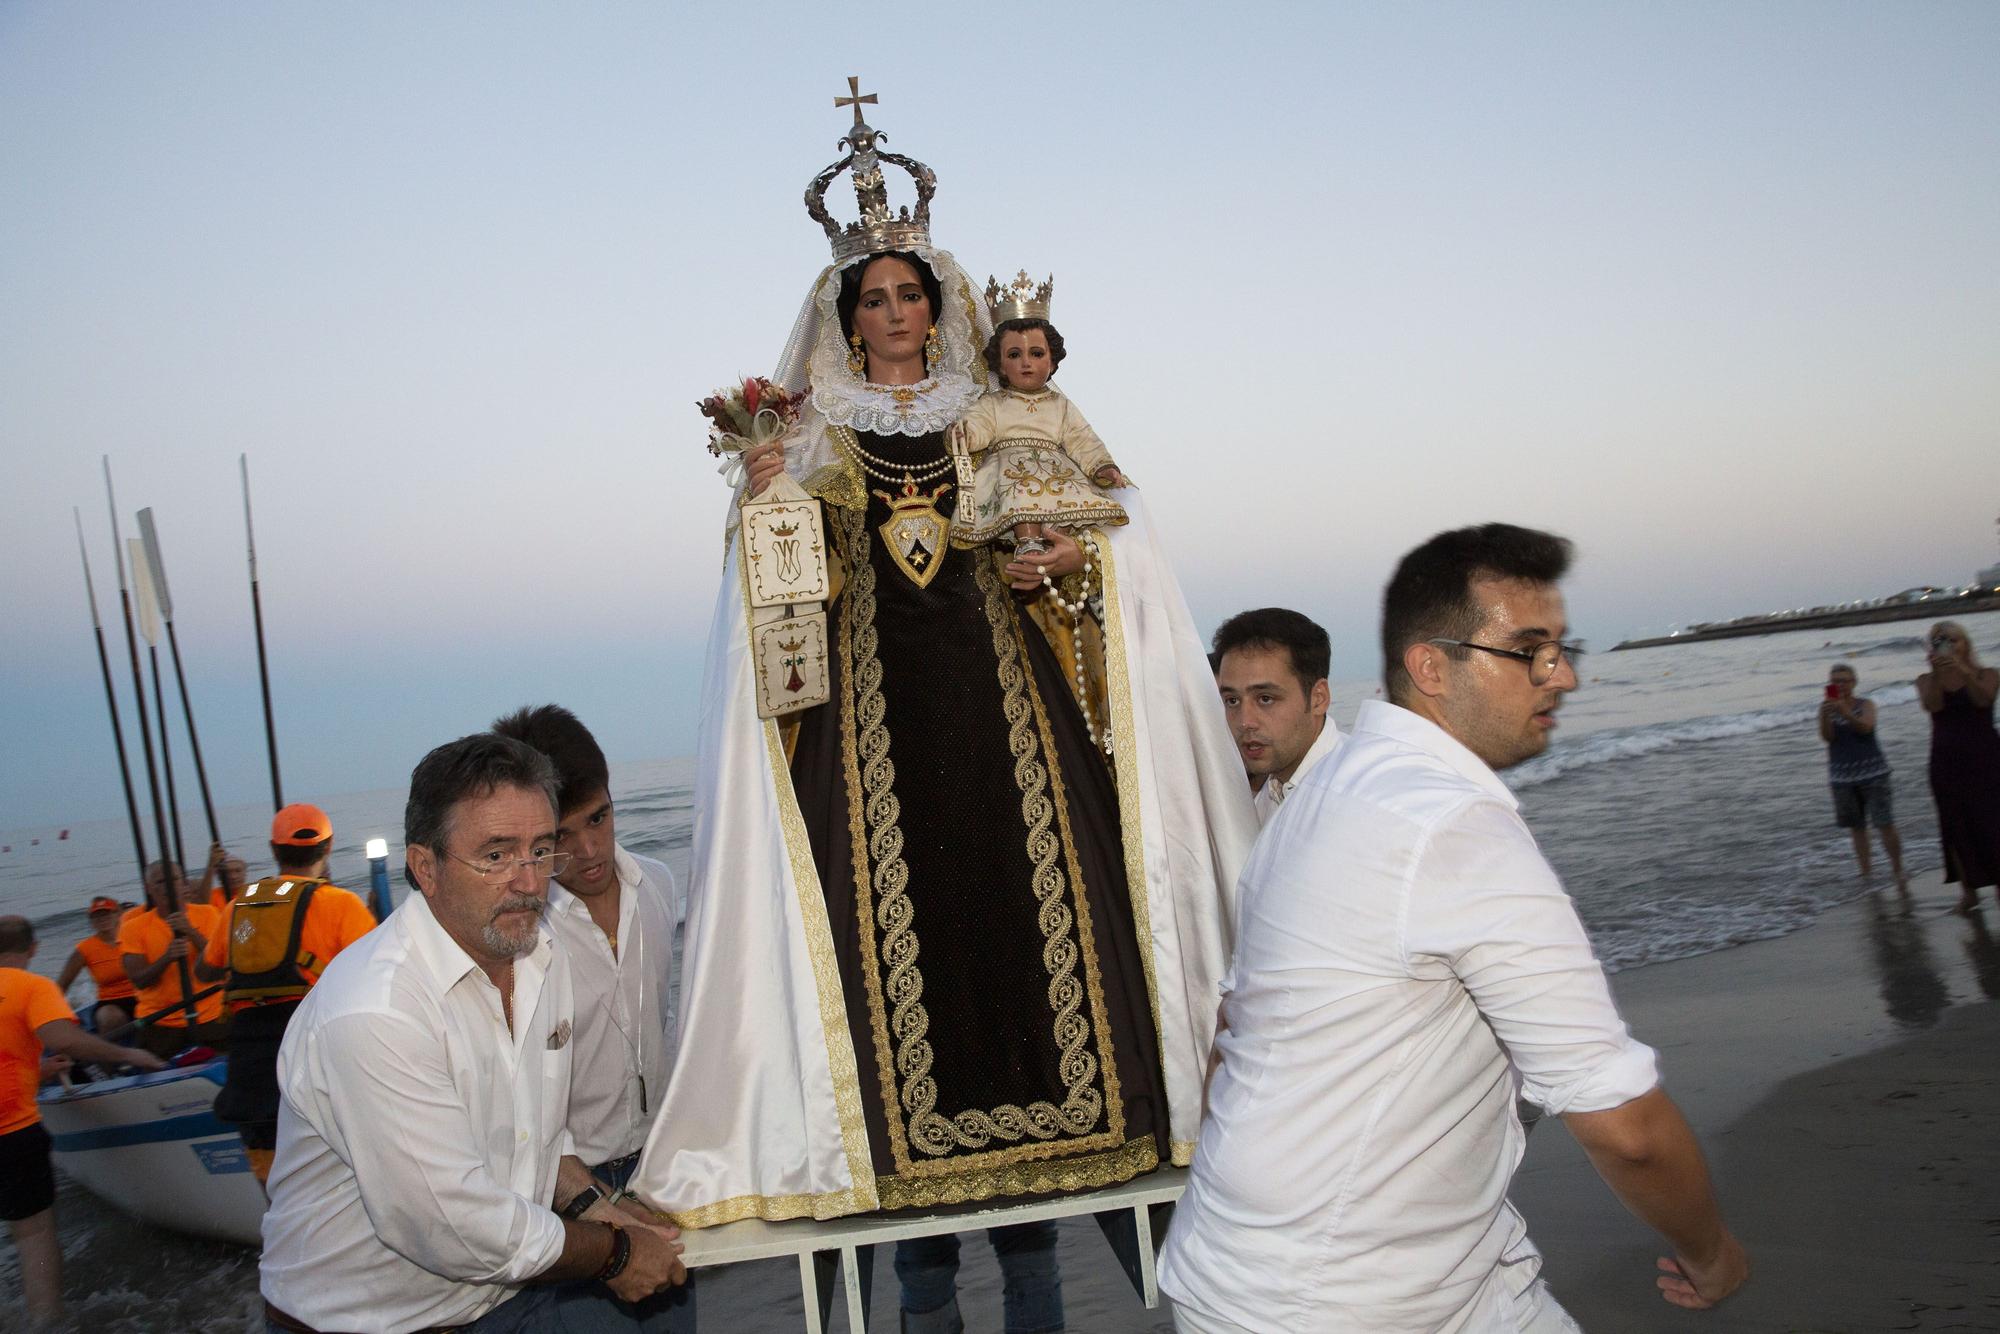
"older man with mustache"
258,734,688,1334
1161,524,1748,1332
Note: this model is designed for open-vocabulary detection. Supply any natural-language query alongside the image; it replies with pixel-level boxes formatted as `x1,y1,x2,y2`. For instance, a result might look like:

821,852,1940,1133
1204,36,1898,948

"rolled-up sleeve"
1408,798,1659,1114
303,1012,567,1284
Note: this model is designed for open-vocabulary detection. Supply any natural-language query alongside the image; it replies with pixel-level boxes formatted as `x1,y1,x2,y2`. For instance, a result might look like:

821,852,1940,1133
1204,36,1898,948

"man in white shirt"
1211,607,1341,824
259,734,687,1334
492,705,694,1331
1161,524,1748,1332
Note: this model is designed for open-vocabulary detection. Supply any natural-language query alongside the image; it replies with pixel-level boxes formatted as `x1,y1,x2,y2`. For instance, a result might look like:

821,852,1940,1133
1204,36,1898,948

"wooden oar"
130,536,187,875
138,508,220,847
74,507,149,882
241,455,283,811
104,459,199,1025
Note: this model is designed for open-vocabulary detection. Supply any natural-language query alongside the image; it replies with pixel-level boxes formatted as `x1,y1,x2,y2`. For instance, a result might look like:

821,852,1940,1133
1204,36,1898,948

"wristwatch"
559,1185,605,1221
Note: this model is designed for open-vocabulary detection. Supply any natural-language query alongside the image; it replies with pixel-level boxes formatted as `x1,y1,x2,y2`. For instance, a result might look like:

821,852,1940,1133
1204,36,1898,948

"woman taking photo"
1918,621,2000,912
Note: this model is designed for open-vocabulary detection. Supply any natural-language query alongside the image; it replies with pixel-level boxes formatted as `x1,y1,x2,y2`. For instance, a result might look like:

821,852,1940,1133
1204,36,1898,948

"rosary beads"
1042,532,1112,755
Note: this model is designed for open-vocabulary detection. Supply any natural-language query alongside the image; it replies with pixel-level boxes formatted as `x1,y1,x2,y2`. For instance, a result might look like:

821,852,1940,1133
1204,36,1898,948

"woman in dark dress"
1917,620,2000,912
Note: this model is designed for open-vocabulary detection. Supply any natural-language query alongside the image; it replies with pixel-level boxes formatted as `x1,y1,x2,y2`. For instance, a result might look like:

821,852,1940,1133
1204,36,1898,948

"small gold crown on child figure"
985,271,1054,324
804,77,937,264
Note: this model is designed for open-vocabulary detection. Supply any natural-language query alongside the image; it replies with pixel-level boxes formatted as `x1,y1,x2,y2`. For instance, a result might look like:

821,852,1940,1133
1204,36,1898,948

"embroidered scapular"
873,479,953,588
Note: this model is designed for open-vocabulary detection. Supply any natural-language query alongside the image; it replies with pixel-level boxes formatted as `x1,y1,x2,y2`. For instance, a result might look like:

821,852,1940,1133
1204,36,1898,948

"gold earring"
924,324,941,375
848,330,867,379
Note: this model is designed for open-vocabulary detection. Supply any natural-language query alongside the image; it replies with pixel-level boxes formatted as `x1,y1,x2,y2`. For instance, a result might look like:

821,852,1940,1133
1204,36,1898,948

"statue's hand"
745,442,786,497
1007,528,1084,591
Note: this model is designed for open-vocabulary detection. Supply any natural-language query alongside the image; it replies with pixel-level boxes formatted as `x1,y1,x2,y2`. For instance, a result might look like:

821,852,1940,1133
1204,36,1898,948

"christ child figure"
953,273,1130,555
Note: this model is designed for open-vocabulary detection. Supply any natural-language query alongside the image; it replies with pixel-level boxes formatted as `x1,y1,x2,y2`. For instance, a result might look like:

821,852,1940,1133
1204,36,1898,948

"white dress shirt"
548,844,681,1166
260,892,575,1333
1250,715,1343,826
1160,700,1659,1332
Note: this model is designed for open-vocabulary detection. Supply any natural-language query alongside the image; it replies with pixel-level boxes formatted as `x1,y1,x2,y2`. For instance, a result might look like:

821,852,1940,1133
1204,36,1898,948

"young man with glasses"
1162,523,1747,1332
259,734,688,1333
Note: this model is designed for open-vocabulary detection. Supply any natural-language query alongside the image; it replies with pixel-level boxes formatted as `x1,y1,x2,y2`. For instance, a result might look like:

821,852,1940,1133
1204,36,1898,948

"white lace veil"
756,244,995,498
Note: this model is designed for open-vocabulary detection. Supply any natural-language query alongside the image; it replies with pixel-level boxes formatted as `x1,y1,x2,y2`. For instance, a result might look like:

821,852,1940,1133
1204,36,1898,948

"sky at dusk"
4,2,1997,829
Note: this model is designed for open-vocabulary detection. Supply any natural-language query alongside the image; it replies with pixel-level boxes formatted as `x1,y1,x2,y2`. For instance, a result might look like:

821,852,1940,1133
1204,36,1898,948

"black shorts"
0,1122,55,1221
88,997,134,1030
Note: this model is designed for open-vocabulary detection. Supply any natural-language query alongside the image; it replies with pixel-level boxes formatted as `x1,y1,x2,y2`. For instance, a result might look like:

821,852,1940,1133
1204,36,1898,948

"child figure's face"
997,328,1054,391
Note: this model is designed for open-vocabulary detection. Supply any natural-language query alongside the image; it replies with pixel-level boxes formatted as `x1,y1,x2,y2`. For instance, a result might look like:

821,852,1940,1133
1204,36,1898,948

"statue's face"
852,255,931,379
997,328,1053,391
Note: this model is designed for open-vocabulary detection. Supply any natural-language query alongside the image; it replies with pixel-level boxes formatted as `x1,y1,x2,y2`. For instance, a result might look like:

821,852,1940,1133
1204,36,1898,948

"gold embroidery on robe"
836,508,1130,1198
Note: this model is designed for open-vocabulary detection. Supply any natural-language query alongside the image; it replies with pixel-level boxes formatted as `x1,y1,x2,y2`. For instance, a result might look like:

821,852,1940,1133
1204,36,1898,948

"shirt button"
518,1130,528,1142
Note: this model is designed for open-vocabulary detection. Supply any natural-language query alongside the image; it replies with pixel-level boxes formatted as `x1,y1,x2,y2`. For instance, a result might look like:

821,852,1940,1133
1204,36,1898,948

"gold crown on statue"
985,271,1054,324
805,78,937,264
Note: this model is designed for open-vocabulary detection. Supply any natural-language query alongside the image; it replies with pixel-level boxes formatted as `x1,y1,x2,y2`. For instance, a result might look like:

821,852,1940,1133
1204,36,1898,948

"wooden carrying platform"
677,1167,1187,1333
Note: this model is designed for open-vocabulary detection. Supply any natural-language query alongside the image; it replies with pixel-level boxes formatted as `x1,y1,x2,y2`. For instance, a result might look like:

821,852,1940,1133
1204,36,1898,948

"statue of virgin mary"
630,87,1256,1226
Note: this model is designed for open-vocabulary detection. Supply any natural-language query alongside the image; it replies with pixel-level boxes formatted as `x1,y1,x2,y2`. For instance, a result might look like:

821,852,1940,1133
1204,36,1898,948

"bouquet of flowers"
701,377,803,484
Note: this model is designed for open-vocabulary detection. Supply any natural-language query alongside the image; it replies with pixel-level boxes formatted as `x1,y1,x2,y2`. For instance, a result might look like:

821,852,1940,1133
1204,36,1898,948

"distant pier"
1611,594,2000,651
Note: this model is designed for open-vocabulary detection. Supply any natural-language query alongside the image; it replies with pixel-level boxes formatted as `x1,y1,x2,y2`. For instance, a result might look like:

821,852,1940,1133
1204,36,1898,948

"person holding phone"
1818,663,1908,890
1917,622,2000,913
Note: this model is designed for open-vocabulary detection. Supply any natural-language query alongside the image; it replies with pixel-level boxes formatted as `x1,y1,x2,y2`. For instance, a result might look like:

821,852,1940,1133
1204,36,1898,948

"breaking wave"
1507,684,1920,790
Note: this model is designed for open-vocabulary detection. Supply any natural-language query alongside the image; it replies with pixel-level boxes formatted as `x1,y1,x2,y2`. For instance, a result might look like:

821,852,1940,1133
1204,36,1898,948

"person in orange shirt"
194,841,251,912
118,860,229,1059
53,897,138,1035
3,915,166,1323
196,802,375,1183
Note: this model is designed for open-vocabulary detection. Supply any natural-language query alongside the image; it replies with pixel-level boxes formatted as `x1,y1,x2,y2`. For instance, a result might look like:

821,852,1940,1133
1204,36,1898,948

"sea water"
2,609,1993,1330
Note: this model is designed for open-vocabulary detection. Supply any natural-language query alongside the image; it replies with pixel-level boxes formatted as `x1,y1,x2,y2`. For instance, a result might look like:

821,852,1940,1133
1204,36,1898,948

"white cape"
631,489,1255,1226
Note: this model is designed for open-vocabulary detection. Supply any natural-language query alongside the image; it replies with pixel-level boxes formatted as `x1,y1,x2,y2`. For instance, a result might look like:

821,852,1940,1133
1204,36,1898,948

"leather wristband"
593,1223,631,1285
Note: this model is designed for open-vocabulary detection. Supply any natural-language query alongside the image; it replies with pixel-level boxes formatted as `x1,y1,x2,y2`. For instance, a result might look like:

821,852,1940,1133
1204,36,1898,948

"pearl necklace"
834,425,955,485
1042,531,1112,755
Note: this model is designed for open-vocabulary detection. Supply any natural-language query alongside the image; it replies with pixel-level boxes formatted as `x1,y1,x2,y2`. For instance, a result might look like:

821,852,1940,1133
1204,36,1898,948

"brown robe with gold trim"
788,426,1165,1210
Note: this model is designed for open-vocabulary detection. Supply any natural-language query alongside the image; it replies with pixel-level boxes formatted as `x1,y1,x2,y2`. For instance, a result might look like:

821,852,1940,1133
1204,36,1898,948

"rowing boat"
38,1058,266,1246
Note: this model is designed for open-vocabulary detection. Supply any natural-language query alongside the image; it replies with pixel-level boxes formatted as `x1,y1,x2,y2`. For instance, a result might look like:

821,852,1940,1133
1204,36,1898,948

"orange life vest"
224,876,325,1007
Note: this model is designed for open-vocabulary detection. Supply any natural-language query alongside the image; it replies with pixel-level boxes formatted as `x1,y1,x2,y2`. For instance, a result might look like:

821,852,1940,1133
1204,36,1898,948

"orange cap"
88,896,121,915
271,803,334,846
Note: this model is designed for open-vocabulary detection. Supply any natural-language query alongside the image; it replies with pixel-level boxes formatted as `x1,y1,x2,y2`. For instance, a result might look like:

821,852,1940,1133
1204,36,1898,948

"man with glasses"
259,734,688,1333
1162,523,1747,1331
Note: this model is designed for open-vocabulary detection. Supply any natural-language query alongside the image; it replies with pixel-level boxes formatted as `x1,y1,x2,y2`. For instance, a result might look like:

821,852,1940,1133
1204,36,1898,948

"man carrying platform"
1162,524,1748,1331
118,860,230,1058
2,915,166,1325
491,704,693,1331
258,734,687,1332
196,803,376,1184
1211,607,1342,824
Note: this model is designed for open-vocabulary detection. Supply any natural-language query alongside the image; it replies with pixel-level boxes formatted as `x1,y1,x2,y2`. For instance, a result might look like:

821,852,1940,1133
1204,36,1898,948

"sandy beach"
686,871,1998,1332
1520,872,2000,1333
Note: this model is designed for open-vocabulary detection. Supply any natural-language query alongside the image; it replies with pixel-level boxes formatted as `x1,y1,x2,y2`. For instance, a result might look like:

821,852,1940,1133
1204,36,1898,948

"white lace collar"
809,369,983,436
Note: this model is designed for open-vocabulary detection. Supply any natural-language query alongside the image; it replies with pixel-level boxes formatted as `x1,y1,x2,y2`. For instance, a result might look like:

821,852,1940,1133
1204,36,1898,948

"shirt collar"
546,844,642,923
1282,718,1343,793
1352,700,1520,810
400,888,553,996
